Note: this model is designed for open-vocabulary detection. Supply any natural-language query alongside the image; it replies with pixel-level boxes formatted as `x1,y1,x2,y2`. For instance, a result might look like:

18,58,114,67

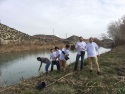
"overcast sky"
0,0,125,38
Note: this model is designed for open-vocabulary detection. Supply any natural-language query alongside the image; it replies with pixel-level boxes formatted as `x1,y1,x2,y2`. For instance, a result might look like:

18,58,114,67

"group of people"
37,44,70,74
37,37,101,75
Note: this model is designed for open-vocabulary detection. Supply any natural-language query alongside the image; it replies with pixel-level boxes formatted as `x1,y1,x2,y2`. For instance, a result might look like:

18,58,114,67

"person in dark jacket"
37,57,51,74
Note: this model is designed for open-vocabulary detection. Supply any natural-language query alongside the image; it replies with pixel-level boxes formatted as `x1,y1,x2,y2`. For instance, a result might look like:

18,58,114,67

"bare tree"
120,16,125,40
101,33,109,40
107,16,125,46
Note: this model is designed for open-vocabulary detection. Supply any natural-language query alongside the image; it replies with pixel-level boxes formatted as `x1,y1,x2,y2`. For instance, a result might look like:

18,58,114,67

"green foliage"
117,87,125,94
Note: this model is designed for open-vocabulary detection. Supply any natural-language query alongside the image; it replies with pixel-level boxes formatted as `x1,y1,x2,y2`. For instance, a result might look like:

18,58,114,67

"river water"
0,47,110,86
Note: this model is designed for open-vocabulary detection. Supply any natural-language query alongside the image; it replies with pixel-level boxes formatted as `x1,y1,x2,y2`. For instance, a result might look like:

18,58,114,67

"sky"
0,0,125,38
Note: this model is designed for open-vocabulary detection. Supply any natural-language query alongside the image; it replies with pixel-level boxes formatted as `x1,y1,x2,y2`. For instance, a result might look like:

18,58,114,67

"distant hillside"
66,35,79,41
65,35,88,44
0,23,41,45
0,23,66,53
33,34,63,44
33,34,62,40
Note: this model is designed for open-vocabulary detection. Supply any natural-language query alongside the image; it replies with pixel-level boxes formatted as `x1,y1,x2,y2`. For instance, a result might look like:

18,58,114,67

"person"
37,57,51,74
55,46,61,59
59,44,70,71
86,37,100,75
55,46,61,70
50,49,60,71
74,37,86,71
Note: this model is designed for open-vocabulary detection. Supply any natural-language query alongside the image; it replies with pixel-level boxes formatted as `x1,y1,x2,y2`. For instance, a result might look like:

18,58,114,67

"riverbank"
0,45,125,94
0,44,65,54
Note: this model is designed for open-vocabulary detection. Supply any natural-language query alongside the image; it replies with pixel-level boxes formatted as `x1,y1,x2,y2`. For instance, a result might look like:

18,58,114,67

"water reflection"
0,68,5,86
0,47,110,86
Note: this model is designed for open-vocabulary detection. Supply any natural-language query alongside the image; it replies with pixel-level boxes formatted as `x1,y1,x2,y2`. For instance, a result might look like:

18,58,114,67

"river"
0,47,110,86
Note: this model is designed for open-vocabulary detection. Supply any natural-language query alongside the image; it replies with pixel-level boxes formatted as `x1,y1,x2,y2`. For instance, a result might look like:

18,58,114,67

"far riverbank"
0,44,65,54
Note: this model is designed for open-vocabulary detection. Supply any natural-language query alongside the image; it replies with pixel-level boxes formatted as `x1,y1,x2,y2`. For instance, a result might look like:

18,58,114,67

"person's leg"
51,61,54,71
56,61,60,70
55,61,58,70
93,57,100,72
88,57,92,71
74,54,80,71
45,62,51,73
59,60,63,70
80,52,85,70
62,60,66,71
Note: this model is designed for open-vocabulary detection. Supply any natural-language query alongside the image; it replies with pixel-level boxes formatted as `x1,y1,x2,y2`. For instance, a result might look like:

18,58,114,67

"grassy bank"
0,45,125,94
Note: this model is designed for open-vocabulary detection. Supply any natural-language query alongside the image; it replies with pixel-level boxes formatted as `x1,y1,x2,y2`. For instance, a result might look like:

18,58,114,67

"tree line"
107,15,125,46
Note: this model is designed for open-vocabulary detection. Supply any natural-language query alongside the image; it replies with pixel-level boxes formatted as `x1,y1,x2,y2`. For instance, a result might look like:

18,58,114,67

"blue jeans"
74,52,85,71
45,62,51,72
51,61,60,71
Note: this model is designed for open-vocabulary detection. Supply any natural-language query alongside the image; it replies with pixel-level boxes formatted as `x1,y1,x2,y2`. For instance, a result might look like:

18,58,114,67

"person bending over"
37,57,51,74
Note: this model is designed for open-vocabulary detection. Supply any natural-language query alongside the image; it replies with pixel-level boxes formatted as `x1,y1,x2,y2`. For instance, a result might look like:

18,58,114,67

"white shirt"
50,52,56,61
75,41,86,55
56,49,61,60
86,42,99,57
59,48,69,60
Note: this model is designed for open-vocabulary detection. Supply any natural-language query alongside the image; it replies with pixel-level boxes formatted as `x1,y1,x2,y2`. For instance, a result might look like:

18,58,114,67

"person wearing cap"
74,37,86,71
59,44,70,71
86,37,100,75
37,57,51,74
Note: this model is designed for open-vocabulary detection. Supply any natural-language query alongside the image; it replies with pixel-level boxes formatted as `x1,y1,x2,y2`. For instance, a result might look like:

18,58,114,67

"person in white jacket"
50,49,60,71
59,44,70,71
74,37,86,71
55,46,61,70
86,37,100,75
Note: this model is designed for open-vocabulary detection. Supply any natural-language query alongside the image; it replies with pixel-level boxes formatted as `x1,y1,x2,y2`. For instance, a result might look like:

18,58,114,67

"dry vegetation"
0,45,125,94
108,16,125,46
0,44,65,53
0,23,65,53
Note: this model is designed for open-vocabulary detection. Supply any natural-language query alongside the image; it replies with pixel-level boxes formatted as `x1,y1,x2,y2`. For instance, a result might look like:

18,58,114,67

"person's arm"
65,49,69,57
82,42,86,51
56,51,60,59
95,43,100,57
86,44,88,52
38,61,42,70
62,48,65,55
75,42,78,50
85,43,87,50
64,50,70,61
58,50,61,58
53,52,56,60
50,54,52,60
